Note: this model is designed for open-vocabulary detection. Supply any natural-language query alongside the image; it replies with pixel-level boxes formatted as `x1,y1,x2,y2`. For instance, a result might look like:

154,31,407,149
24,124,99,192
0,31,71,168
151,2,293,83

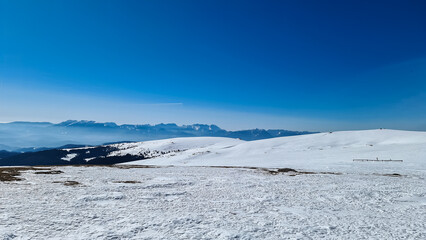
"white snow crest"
61,153,78,161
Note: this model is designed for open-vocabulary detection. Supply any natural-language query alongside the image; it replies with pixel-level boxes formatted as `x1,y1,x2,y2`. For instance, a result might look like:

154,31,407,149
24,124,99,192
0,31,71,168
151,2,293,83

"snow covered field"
1,165,425,239
1,129,425,239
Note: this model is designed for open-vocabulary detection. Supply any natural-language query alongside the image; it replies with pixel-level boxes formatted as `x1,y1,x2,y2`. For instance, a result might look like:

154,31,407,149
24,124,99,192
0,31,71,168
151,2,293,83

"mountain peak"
0,120,316,151
57,120,117,127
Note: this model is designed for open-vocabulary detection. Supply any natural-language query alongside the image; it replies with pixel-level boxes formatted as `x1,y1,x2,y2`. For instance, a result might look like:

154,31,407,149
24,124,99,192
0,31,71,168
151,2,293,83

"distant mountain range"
0,120,315,152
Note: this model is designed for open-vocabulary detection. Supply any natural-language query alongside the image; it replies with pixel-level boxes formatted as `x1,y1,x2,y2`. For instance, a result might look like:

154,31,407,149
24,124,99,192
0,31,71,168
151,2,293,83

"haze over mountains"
0,120,314,152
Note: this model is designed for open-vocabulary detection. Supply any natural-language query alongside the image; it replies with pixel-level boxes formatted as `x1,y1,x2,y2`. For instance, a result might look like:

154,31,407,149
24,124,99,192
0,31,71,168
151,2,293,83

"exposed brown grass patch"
111,165,164,169
112,180,142,184
374,173,404,177
0,167,52,182
53,180,80,186
203,165,343,176
267,168,298,175
265,168,342,176
317,171,343,175
0,168,24,181
34,170,64,175
208,166,259,170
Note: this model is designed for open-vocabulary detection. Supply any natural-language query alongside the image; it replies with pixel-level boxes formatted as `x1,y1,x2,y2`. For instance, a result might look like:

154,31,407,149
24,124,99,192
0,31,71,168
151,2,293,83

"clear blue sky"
1,0,425,131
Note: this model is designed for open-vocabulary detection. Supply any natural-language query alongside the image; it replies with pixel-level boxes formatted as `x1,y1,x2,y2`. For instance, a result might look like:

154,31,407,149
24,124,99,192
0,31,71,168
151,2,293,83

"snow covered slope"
0,137,244,166
123,129,426,173
109,137,243,159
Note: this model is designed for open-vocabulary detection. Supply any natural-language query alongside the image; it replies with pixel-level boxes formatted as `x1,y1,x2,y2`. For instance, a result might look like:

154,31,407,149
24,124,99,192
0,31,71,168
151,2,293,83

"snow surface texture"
0,166,424,239
123,129,426,174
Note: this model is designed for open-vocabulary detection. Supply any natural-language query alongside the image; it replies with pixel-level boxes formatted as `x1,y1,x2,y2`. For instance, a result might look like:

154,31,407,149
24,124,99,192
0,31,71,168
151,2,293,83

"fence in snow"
353,159,403,162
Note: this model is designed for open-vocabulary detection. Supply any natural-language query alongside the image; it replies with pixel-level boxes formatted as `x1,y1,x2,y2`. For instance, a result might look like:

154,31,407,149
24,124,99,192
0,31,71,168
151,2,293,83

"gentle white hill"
109,137,244,159
122,129,426,173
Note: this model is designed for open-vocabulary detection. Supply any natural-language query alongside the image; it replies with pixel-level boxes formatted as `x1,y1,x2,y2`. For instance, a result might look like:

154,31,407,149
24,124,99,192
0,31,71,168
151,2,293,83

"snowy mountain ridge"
2,129,426,174
0,120,314,151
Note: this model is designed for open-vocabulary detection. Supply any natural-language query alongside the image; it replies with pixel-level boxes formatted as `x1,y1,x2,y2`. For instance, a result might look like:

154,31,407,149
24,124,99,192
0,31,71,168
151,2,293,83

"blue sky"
1,0,425,131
